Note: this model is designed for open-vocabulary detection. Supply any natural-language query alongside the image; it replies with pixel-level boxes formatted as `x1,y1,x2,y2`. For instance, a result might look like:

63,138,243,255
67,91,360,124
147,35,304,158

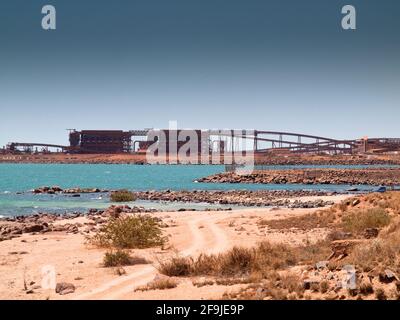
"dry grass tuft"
158,240,330,278
135,278,178,291
157,256,193,277
341,208,391,233
347,218,400,273
260,210,335,231
103,249,149,267
103,250,132,267
375,288,387,300
192,279,215,287
224,272,304,300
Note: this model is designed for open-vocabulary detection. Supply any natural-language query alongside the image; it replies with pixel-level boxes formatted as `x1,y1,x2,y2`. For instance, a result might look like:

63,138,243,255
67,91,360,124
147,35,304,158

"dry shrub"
103,250,132,267
89,215,166,249
110,190,136,202
215,278,253,286
218,247,255,276
279,274,305,295
253,242,298,270
159,240,332,279
342,208,391,233
192,279,215,287
338,201,349,212
157,256,192,276
347,218,400,273
261,211,334,231
158,241,320,278
360,192,400,213
293,240,332,265
358,280,374,295
225,272,303,300
375,288,387,300
319,281,329,294
103,250,148,267
135,278,178,291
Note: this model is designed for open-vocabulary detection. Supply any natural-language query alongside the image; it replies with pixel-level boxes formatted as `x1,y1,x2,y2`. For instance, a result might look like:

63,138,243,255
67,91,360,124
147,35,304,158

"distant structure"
68,130,133,153
4,129,400,155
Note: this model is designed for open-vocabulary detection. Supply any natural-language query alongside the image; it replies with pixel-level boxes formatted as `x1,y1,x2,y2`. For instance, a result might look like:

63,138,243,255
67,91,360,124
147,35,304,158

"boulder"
328,239,365,260
55,282,75,295
379,269,398,284
315,261,329,271
23,224,44,233
364,228,379,239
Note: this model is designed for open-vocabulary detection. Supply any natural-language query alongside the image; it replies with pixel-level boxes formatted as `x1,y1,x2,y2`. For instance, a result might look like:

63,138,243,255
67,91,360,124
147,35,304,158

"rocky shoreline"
0,205,159,242
29,186,338,208
33,186,107,194
198,168,400,186
134,190,336,208
0,188,343,243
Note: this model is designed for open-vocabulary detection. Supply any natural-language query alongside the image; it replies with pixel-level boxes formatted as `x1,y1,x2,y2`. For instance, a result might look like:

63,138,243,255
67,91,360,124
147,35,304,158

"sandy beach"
0,194,351,300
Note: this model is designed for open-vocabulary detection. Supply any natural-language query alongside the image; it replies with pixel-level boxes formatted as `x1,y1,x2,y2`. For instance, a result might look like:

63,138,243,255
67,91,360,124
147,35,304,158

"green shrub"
90,215,166,249
110,190,136,202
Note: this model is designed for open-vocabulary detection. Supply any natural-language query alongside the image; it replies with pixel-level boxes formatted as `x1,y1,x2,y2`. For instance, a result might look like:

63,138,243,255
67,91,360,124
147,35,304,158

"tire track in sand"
74,213,228,300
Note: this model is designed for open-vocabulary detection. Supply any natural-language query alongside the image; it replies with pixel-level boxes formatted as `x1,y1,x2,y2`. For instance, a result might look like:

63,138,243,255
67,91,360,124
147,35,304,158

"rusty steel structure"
6,142,68,153
68,130,134,153
4,129,400,155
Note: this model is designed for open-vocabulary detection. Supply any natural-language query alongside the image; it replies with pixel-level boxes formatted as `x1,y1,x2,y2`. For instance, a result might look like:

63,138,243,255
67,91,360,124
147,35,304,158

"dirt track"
0,194,352,300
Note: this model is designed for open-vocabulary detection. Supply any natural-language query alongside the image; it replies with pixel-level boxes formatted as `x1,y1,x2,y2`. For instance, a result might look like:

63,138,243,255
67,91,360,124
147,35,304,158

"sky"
0,0,399,147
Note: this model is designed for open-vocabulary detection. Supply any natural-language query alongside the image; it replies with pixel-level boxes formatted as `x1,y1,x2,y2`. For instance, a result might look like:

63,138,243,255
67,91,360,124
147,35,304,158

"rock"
328,240,364,260
358,278,374,295
364,228,379,239
153,274,170,282
66,225,79,234
327,230,353,241
325,293,339,300
315,261,329,270
352,199,361,206
303,278,320,290
379,269,398,284
115,267,126,276
347,188,359,192
23,224,44,233
51,186,63,192
55,282,75,295
348,288,358,297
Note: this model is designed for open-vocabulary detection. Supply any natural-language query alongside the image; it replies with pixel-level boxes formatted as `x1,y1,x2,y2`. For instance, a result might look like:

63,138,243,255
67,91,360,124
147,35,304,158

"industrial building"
4,129,400,155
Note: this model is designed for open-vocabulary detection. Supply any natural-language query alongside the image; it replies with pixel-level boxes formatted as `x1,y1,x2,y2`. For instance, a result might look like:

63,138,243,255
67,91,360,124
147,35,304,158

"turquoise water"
0,164,389,216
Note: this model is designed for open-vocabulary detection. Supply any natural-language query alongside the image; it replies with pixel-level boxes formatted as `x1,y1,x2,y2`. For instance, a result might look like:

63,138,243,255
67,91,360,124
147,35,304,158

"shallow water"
0,163,392,216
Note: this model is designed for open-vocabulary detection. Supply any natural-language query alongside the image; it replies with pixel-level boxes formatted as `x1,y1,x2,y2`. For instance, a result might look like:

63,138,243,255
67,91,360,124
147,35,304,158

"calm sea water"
0,164,392,216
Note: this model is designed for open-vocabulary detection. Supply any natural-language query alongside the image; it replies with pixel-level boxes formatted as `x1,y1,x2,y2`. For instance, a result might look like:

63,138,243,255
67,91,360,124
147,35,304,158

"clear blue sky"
0,0,399,147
